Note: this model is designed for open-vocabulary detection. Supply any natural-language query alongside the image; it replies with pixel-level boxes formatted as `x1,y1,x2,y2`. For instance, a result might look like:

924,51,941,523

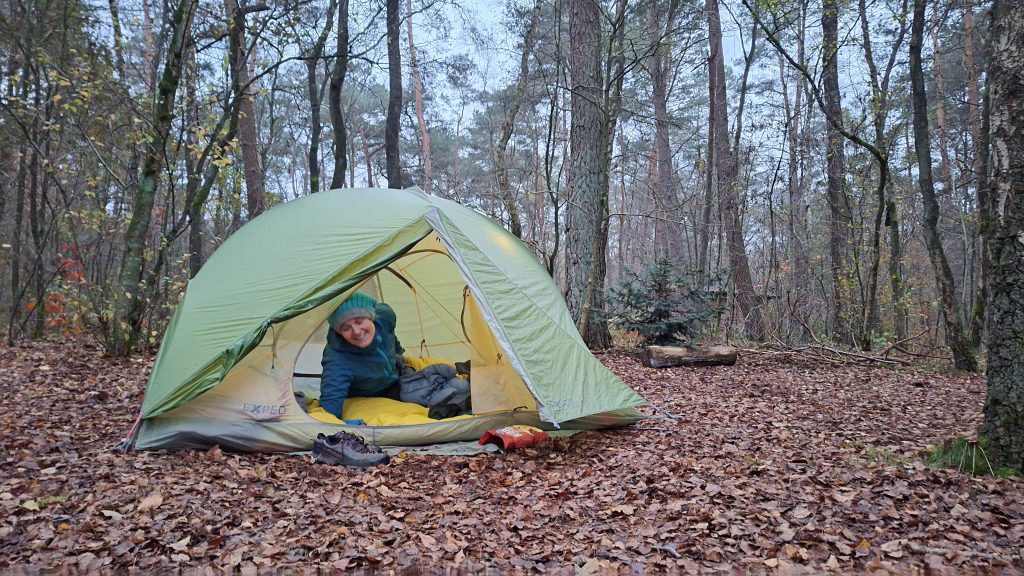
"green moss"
925,436,1021,477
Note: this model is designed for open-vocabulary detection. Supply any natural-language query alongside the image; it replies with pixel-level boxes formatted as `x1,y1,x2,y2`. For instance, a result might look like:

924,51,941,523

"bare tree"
858,0,909,343
224,0,267,218
329,0,350,189
385,0,403,188
821,0,854,346
109,0,199,355
909,0,978,371
777,6,810,341
406,0,432,193
494,0,541,238
646,0,681,261
707,0,763,341
305,0,338,194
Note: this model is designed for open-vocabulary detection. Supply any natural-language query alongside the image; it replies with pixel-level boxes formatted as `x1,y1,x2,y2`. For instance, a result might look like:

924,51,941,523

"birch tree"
980,0,1024,468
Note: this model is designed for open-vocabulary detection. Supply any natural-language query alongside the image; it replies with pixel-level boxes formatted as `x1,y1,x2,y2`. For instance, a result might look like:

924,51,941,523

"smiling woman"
318,293,404,419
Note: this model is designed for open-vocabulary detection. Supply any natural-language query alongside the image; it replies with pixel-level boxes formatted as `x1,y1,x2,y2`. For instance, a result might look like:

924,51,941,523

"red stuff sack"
478,425,551,451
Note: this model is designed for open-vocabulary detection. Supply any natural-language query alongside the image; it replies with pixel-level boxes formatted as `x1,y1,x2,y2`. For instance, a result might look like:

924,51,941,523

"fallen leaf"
169,535,190,552
101,510,123,521
855,539,871,557
137,492,163,512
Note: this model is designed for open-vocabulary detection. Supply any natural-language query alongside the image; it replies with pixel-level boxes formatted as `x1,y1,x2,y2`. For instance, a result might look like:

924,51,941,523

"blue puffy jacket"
319,303,404,418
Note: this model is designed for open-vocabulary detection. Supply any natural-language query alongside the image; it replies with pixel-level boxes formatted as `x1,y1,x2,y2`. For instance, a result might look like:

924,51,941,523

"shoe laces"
336,431,379,454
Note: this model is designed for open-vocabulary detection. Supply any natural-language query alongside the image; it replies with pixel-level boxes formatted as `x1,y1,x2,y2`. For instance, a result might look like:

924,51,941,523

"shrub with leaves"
608,259,721,346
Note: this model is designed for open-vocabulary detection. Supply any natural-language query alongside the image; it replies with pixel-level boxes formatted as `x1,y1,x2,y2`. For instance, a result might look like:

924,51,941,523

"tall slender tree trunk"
929,11,956,201
141,0,157,92
648,0,680,261
183,45,205,277
565,0,611,349
859,0,908,346
909,0,978,371
966,0,989,346
329,0,350,189
779,49,810,341
822,0,854,346
707,0,764,342
980,0,1024,470
305,0,337,195
931,7,975,322
697,121,714,285
495,0,541,238
107,0,126,76
6,55,31,343
109,0,198,356
406,0,432,193
224,0,266,218
385,0,403,188
356,116,376,188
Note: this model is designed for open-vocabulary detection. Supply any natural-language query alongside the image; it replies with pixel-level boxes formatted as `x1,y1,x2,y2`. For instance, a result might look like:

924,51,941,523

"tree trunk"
697,123,714,284
648,0,681,261
642,345,739,368
107,0,126,76
329,0,350,189
141,0,157,92
565,0,611,349
931,7,974,325
305,0,337,195
909,0,978,372
355,115,376,188
980,0,1024,470
108,0,198,356
780,52,810,341
6,55,31,343
858,0,908,347
822,0,854,346
7,142,28,343
929,10,956,202
224,0,266,219
385,0,403,189
495,0,541,238
406,0,432,193
966,0,989,346
707,0,763,342
183,45,205,276
604,0,628,280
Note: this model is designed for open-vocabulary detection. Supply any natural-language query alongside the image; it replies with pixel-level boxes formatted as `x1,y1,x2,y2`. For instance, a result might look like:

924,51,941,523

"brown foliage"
1,341,1021,573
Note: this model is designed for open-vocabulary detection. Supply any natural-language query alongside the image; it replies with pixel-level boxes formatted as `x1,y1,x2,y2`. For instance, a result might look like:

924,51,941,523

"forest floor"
1,340,1022,575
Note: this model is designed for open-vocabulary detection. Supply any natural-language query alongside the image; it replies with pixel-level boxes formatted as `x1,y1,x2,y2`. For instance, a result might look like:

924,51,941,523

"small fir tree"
608,259,721,346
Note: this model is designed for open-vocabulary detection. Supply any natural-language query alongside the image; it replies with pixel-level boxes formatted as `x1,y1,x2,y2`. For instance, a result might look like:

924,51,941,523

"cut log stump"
641,345,738,368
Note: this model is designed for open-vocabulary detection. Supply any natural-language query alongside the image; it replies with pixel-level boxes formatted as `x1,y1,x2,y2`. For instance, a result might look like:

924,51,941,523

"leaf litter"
0,340,1021,574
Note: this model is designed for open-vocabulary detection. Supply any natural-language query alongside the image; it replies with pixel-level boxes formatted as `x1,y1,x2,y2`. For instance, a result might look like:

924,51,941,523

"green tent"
127,188,645,452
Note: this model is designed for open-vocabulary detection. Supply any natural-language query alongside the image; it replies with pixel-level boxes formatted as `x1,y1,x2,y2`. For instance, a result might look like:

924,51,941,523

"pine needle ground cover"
1,341,1021,573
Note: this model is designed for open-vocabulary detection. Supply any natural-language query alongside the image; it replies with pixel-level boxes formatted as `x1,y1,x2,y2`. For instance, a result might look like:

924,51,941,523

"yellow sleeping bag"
308,396,475,427
307,356,470,426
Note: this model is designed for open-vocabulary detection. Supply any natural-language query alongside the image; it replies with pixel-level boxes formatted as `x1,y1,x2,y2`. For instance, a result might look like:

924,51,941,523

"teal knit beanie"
329,292,377,331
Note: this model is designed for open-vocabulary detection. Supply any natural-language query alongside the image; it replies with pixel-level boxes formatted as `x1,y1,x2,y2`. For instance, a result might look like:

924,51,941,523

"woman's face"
338,317,376,348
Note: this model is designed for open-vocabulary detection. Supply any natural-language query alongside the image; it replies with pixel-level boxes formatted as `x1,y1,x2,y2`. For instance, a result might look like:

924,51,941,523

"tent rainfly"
126,187,646,452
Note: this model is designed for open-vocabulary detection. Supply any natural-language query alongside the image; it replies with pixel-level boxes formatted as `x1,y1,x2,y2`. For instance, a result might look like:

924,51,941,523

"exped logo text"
243,403,287,418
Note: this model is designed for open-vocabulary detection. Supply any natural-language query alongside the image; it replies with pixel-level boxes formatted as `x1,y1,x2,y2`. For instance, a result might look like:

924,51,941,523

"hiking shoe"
312,432,390,468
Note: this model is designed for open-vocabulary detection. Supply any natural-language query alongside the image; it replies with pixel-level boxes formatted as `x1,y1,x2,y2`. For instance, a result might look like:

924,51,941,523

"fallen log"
641,345,738,368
